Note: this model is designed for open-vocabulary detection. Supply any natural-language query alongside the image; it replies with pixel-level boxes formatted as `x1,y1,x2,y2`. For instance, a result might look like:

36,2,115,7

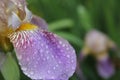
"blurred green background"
1,0,120,80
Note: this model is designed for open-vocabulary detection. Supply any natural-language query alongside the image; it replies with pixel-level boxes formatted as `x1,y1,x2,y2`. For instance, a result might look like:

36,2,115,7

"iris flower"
0,0,77,80
78,30,116,79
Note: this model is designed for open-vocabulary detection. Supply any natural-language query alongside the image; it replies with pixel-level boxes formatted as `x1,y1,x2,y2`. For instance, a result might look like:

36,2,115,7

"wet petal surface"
9,29,76,80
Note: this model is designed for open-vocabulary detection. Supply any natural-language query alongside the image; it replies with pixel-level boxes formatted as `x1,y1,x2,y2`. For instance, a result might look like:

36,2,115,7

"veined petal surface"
9,29,76,80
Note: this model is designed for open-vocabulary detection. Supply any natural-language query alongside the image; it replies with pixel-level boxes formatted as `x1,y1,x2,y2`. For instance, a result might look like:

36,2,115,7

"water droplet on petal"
30,71,34,75
23,45,26,49
22,67,27,71
47,70,51,74
56,64,59,67
46,56,49,60
18,55,22,60
26,58,30,61
67,55,70,58
53,67,56,70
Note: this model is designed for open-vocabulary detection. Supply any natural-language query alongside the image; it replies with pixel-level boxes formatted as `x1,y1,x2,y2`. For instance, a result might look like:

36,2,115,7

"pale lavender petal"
9,29,76,80
31,15,48,30
96,57,115,79
23,6,33,22
8,12,21,30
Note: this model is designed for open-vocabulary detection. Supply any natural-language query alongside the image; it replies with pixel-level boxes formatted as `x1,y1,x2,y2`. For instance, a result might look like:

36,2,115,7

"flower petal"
96,56,115,79
85,30,108,53
8,12,21,30
23,6,33,22
31,15,48,30
9,29,76,80
10,0,26,10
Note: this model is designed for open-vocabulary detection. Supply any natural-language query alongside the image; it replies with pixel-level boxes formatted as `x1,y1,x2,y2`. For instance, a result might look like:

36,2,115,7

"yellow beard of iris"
16,23,38,31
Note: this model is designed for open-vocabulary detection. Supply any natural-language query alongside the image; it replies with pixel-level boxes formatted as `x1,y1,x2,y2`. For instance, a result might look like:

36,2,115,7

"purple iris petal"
96,57,115,79
9,29,76,80
31,16,48,30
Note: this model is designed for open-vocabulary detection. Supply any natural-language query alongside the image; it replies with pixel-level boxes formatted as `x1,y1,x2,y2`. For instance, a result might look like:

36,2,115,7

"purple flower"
96,56,115,79
7,5,76,80
0,0,76,79
78,30,116,79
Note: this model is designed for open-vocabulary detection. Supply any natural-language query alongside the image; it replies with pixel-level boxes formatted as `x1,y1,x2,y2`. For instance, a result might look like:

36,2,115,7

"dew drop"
46,51,49,54
56,64,59,67
66,47,69,50
41,43,44,47
46,45,48,49
47,70,51,74
18,55,22,60
26,58,30,61
51,55,54,58
15,42,19,47
53,67,56,70
72,66,75,70
40,50,43,53
31,44,34,47
23,45,27,49
22,67,27,71
71,60,74,63
67,55,70,58
46,56,49,60
57,45,60,48
59,41,62,44
58,61,62,64
62,44,65,47
51,76,55,79
30,71,34,75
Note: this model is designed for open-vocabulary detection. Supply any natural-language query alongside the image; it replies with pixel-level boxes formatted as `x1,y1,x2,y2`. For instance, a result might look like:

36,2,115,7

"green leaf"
55,32,83,47
48,19,74,31
1,53,20,80
77,5,93,31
